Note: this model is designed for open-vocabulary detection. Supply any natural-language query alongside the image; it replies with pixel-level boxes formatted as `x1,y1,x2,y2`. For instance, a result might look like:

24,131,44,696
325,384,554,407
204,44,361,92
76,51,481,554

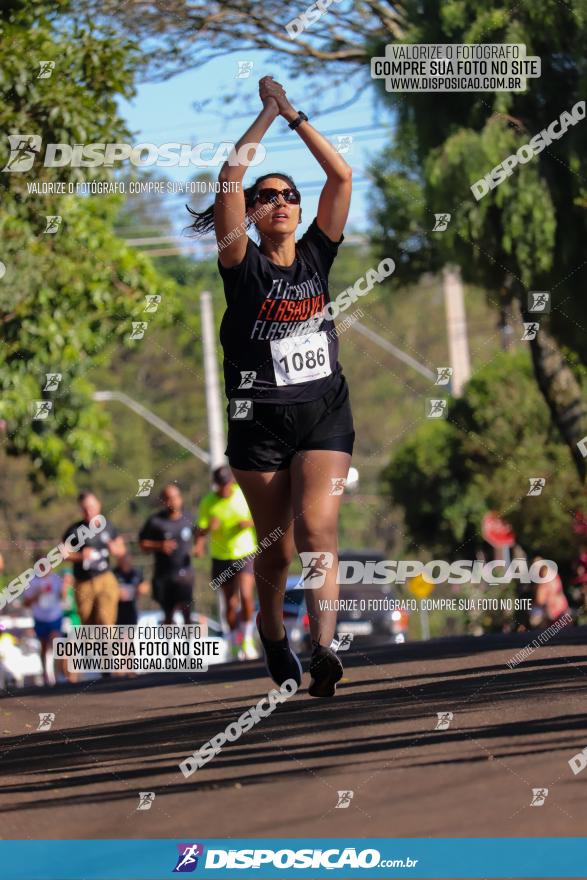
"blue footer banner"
1,839,586,879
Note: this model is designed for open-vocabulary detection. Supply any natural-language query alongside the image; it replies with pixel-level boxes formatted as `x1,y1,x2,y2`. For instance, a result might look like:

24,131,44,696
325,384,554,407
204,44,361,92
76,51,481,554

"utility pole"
443,266,471,397
200,291,226,470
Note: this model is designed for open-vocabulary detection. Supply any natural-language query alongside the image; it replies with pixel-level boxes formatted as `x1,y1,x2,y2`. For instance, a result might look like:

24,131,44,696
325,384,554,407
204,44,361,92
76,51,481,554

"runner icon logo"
329,477,346,496
427,399,447,419
144,294,162,313
435,367,452,385
238,371,257,389
522,322,539,341
37,713,55,731
32,400,52,420
173,843,204,872
130,322,148,340
336,790,354,808
43,373,62,391
527,478,546,496
236,60,254,78
137,791,156,811
530,788,548,806
3,134,42,171
230,399,253,420
299,551,334,589
433,213,451,231
44,215,62,233
528,291,550,313
435,711,453,731
136,479,155,497
333,632,354,652
335,135,353,154
37,61,55,79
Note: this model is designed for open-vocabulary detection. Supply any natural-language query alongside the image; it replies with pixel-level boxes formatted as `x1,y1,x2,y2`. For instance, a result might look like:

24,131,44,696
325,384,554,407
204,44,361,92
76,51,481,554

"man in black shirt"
62,490,125,625
139,483,195,624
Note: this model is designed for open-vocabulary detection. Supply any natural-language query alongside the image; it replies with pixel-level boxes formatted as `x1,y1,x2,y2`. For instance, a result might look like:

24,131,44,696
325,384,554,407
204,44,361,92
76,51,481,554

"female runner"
188,76,353,697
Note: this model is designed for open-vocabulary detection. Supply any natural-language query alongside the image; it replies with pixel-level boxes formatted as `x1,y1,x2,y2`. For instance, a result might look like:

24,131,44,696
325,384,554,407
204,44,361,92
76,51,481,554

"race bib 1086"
270,331,332,386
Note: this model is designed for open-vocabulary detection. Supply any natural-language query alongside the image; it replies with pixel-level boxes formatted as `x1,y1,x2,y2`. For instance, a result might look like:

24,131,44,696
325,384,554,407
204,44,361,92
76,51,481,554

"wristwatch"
288,111,308,131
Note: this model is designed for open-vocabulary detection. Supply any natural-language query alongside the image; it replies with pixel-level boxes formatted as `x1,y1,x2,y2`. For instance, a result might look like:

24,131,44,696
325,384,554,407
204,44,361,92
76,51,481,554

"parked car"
283,575,311,653
335,549,409,645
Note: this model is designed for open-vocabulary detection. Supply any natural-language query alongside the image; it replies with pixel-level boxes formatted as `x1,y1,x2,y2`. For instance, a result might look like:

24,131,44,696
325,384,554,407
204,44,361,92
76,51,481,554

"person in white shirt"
24,570,66,686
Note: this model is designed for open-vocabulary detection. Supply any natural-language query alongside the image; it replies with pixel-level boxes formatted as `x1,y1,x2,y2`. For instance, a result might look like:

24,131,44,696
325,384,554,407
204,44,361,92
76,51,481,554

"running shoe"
256,612,302,687
241,635,259,660
230,641,243,661
308,641,343,698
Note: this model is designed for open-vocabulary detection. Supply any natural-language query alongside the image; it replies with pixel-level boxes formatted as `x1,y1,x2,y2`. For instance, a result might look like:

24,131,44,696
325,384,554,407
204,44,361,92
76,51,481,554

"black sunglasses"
251,186,301,206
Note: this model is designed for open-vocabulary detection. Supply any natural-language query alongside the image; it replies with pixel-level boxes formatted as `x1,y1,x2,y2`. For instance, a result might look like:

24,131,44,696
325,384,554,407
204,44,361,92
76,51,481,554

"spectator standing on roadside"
62,491,125,626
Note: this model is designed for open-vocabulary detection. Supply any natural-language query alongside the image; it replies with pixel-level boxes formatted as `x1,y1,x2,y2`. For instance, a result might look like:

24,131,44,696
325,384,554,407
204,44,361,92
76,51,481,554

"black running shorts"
226,374,354,471
153,571,194,615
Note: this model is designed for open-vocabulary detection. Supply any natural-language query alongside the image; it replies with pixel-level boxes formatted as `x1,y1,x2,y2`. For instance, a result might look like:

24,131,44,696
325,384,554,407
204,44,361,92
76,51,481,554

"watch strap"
288,111,308,131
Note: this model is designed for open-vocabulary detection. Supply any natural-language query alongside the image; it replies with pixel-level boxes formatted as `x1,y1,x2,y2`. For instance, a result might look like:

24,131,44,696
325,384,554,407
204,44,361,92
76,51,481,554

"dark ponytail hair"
185,172,299,237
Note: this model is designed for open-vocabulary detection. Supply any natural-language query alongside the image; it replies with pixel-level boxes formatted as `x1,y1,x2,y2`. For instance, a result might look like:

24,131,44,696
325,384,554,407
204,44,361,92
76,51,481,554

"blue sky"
118,49,394,236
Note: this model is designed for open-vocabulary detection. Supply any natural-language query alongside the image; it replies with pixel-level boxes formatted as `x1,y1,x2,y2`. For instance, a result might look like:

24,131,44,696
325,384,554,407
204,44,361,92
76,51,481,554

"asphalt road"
1,627,586,868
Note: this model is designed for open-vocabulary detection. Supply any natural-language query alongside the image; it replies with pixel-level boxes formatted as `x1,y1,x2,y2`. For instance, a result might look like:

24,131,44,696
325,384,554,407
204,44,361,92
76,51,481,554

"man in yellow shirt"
195,466,258,660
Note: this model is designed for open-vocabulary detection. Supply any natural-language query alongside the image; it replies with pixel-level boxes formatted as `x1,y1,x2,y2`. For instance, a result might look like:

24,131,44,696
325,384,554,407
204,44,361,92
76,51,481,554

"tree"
0,1,176,491
384,350,587,571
